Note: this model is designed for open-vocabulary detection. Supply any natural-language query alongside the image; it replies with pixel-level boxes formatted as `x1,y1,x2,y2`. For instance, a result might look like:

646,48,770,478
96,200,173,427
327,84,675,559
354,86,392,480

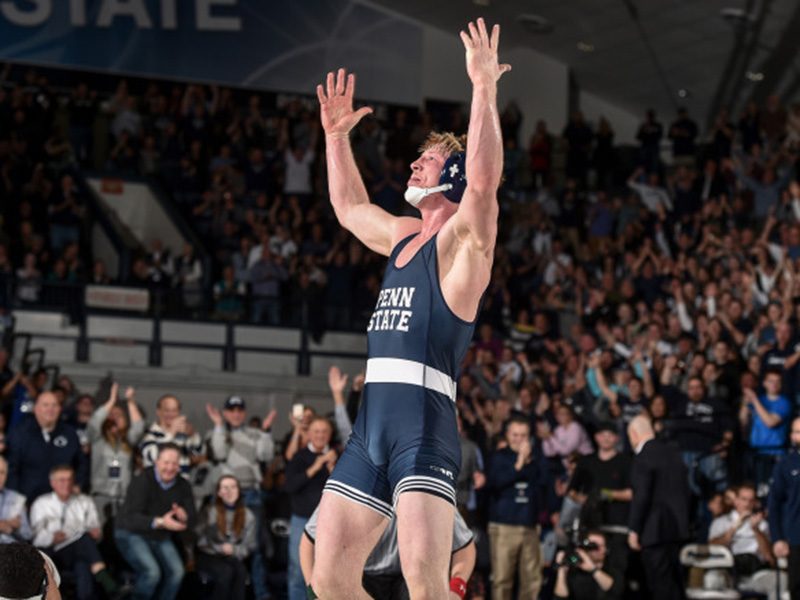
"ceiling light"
746,71,764,82
720,7,756,24
677,88,690,98
577,41,595,52
516,14,553,34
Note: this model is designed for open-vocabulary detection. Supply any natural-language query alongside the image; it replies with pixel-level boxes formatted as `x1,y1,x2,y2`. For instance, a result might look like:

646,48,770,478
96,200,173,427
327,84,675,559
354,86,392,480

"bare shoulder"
390,217,423,248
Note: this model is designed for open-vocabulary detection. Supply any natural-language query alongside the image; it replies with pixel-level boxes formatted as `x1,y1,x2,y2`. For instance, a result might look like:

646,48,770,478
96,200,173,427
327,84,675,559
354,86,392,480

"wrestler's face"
408,148,447,189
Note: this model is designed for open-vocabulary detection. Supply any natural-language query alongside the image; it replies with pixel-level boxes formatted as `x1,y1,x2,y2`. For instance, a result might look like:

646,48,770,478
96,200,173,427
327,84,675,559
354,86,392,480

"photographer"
554,531,623,600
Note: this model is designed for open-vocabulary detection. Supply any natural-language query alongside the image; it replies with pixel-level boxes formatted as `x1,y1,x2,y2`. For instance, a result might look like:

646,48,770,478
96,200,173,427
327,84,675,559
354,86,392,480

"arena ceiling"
370,0,800,126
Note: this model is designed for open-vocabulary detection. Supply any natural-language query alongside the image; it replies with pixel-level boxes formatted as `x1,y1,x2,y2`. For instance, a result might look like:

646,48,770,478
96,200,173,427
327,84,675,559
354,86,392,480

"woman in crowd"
196,474,257,600
87,382,145,525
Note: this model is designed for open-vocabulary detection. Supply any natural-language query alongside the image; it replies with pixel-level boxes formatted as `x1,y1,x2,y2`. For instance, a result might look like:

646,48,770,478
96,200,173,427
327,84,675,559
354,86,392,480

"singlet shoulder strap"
389,232,419,260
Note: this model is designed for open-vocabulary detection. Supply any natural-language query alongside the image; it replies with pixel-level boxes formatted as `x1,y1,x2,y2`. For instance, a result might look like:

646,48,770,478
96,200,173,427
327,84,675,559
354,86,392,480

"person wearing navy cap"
206,395,276,600
312,16,510,600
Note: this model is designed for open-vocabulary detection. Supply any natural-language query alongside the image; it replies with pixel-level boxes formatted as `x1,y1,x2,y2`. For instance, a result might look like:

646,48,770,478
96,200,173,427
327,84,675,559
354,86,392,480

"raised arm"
317,69,414,256
451,19,511,252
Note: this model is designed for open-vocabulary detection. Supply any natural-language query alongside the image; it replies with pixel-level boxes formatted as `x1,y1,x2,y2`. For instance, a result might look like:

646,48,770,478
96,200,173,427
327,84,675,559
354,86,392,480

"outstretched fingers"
490,23,500,49
326,71,335,100
316,84,327,104
468,21,480,45
335,68,346,95
344,73,356,102
476,17,489,45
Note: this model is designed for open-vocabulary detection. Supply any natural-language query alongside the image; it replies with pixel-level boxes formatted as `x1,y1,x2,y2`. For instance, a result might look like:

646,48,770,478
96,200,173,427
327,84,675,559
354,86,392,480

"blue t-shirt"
750,394,792,454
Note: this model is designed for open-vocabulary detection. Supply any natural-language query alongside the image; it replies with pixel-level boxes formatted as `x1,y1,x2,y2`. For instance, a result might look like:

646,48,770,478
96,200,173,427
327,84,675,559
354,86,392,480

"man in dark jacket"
114,443,196,600
627,415,689,600
487,416,542,600
284,417,336,600
768,417,800,600
6,391,87,502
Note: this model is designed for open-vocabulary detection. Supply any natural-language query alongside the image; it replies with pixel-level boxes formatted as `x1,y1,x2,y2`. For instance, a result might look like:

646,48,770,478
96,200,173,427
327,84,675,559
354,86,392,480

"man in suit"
627,415,689,600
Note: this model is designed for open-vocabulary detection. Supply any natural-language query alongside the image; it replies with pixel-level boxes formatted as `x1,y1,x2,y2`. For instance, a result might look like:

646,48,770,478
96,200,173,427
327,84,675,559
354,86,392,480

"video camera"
557,537,600,567
557,516,600,568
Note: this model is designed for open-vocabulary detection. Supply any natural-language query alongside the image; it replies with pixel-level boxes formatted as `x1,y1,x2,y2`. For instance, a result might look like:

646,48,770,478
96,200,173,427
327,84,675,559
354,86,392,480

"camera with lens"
558,537,600,567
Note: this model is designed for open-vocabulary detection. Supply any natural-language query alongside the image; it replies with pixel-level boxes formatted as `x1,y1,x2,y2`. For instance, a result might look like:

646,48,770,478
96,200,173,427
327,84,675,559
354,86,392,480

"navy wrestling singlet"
324,233,477,518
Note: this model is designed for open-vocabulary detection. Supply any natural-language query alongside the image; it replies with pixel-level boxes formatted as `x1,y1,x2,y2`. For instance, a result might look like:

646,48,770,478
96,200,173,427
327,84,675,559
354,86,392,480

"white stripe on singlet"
364,358,457,402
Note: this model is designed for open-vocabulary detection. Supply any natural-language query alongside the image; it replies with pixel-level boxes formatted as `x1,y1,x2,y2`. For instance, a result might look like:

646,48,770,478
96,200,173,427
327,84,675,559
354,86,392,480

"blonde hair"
419,132,466,156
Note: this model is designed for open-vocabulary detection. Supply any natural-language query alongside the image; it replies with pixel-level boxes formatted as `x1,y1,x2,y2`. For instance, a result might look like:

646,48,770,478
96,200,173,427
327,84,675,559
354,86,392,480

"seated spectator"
487,416,543,600
284,417,336,600
139,394,204,476
206,395,276,600
87,383,145,526
196,475,257,600
538,404,593,466
6,391,88,502
114,443,197,600
0,455,32,544
554,530,623,600
0,542,62,600
30,465,121,600
709,483,784,599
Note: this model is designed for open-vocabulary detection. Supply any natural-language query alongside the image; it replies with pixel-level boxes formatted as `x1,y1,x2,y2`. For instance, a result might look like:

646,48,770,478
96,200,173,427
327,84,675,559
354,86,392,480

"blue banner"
0,0,423,104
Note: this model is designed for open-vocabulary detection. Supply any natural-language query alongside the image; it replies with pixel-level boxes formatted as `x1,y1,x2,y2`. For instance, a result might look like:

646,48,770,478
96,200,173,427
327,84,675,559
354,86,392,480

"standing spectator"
6,391,88,502
196,475,257,600
173,243,204,310
206,396,276,600
627,416,690,600
139,394,204,477
0,455,32,544
15,252,42,303
570,423,633,574
562,111,593,185
668,107,698,164
663,376,732,500
30,465,121,600
48,175,83,252
87,383,145,526
528,119,552,189
212,265,247,321
249,246,288,325
636,109,663,172
739,370,792,491
487,416,543,600
284,417,336,600
768,417,800,600
538,404,593,466
115,443,197,600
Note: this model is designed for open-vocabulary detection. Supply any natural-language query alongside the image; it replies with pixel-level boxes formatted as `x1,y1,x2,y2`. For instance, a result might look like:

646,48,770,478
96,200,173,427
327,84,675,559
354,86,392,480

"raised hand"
459,18,511,87
317,68,373,138
328,365,349,394
205,403,223,427
262,409,278,431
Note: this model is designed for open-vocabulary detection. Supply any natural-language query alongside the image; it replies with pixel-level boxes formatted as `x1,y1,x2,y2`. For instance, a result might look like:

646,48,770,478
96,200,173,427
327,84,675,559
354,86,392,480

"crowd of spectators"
2,58,800,598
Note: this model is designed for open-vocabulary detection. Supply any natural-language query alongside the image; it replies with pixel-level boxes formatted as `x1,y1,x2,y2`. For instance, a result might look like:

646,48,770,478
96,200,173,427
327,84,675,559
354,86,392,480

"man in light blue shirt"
0,455,31,544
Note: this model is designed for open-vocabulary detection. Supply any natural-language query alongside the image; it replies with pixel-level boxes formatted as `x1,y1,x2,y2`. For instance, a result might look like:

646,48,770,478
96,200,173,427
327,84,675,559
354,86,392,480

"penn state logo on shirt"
53,435,68,448
367,286,416,333
792,469,799,477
